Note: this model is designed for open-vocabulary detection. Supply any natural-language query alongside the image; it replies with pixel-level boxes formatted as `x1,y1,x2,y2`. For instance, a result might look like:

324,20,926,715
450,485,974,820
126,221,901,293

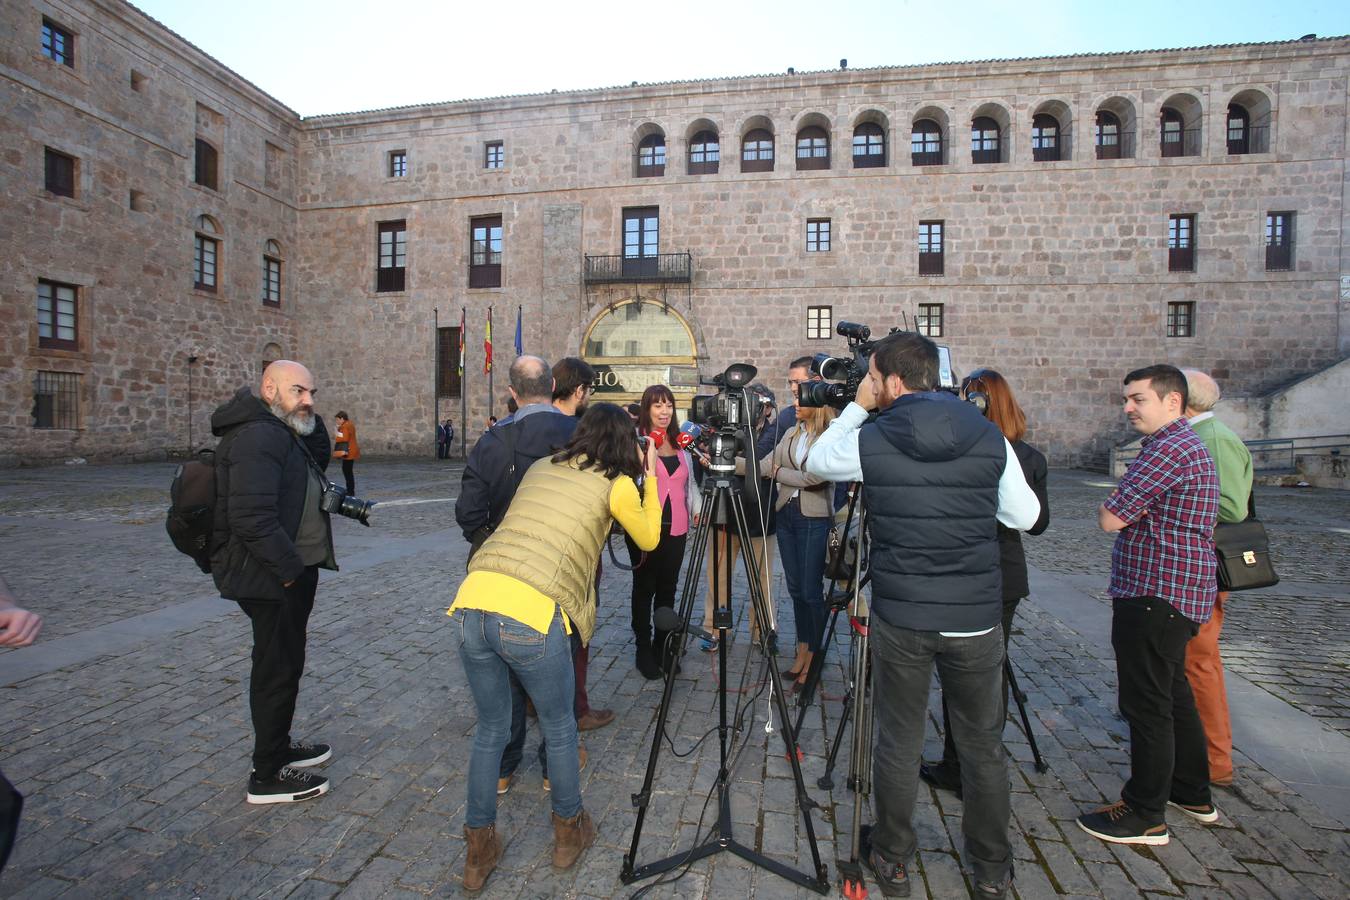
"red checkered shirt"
1105,417,1220,623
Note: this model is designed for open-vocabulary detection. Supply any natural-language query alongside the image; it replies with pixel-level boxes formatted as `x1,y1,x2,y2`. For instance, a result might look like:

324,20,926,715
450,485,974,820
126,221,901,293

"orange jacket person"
332,412,360,496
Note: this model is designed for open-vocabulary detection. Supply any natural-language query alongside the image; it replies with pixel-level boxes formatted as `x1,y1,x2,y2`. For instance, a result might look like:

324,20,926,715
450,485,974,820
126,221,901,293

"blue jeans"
776,499,830,652
456,609,582,827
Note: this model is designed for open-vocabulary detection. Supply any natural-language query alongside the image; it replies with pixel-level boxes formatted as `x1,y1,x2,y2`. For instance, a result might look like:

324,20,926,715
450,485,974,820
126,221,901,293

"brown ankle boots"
551,809,596,869
462,823,502,892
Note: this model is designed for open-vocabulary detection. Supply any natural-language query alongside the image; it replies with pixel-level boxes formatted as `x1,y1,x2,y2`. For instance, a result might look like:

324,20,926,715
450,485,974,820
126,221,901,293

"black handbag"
1213,493,1278,592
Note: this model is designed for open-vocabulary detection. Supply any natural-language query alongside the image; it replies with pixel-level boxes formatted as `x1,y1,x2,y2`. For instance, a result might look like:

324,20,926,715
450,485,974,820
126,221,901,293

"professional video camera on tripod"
621,362,830,895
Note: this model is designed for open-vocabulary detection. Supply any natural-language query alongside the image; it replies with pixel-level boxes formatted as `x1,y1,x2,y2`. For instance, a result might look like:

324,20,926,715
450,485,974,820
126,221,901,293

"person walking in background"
1181,369,1252,788
332,411,359,496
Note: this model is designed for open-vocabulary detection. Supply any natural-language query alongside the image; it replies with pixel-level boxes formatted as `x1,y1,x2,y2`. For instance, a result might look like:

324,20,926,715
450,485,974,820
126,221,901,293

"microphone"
654,606,714,642
676,421,705,450
649,429,665,450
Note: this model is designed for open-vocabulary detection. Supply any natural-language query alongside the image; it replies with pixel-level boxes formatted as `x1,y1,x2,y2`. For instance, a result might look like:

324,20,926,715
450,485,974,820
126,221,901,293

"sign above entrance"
593,365,699,395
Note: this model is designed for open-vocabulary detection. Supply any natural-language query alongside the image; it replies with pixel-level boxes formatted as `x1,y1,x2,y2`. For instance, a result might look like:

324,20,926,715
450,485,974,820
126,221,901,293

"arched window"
1160,108,1185,158
796,126,830,170
1095,110,1122,160
637,133,666,177
911,119,943,166
262,239,282,307
971,116,1000,164
741,129,774,172
852,122,886,168
1226,104,1250,155
688,130,719,175
1031,113,1060,162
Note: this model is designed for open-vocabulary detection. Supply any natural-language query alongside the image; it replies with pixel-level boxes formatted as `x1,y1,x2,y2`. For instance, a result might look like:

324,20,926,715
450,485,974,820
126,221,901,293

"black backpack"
166,449,218,574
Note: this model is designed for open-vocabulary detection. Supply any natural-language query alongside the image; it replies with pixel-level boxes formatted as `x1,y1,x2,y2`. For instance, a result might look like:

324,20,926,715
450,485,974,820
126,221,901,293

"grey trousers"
870,617,1012,886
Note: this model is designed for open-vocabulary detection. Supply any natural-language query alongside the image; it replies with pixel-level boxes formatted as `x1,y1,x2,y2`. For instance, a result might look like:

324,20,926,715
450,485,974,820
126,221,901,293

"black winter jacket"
456,409,579,544
209,388,334,602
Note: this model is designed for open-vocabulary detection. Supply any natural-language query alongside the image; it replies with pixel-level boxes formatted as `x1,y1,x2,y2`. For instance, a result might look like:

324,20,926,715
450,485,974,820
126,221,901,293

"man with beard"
210,360,337,804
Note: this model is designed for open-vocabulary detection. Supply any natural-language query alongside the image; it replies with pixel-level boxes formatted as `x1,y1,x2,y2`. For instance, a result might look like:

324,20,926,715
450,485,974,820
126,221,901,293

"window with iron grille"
688,131,719,175
911,120,943,166
44,147,76,197
622,207,659,277
806,218,831,252
1095,110,1121,160
1265,211,1294,272
33,370,80,429
470,215,503,288
42,18,73,67
637,134,666,177
971,117,1000,164
485,141,504,169
852,122,886,168
389,150,407,177
917,303,944,337
437,326,462,398
919,221,944,276
1226,105,1250,155
262,240,282,306
37,279,78,350
741,129,774,173
796,126,829,170
1160,108,1184,158
194,138,218,190
1166,301,1195,338
1168,214,1195,273
377,220,406,292
1031,114,1060,162
194,234,218,291
807,305,832,340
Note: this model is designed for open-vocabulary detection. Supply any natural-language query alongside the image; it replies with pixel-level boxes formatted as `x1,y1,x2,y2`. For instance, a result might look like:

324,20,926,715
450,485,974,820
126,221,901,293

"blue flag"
513,305,523,356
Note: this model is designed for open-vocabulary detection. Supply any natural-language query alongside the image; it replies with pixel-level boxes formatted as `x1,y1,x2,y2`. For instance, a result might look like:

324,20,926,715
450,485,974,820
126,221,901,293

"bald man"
209,360,337,804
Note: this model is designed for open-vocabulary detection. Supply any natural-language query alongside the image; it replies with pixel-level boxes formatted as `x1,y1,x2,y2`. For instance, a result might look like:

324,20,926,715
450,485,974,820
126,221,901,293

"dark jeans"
237,567,319,778
627,526,686,654
776,499,830,651
1112,595,1211,823
939,598,1019,770
437,441,448,459
341,460,356,496
871,617,1011,886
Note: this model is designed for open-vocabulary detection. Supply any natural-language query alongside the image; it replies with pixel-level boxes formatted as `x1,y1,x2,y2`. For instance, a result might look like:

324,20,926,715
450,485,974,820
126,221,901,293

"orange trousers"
1184,591,1233,783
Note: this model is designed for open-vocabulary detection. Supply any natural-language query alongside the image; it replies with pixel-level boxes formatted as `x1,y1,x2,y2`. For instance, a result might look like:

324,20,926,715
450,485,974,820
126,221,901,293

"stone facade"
2,0,1348,464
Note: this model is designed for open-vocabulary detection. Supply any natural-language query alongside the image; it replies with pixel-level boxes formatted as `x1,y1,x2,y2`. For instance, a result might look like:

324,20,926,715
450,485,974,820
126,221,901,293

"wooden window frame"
262,255,282,307
469,215,503,288
42,18,74,67
637,134,666,177
1265,211,1294,272
806,305,832,340
376,220,407,292
44,147,76,197
389,150,408,178
622,206,659,277
194,138,219,191
911,120,943,166
1168,214,1195,273
484,141,504,169
37,279,79,350
1031,114,1060,162
1095,110,1121,160
1166,301,1195,338
806,218,831,252
437,326,463,398
971,117,1001,164
194,233,219,292
795,127,830,171
852,122,886,168
1227,104,1250,155
1160,108,1185,158
688,130,719,175
917,303,945,337
918,221,944,276
741,129,774,173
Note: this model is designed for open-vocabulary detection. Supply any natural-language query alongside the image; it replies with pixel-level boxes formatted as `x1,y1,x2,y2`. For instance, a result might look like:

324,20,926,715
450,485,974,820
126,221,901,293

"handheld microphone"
654,606,714,642
649,429,665,450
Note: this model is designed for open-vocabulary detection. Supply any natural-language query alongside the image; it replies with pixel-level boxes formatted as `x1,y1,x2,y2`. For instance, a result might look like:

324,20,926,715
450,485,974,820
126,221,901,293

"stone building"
3,0,1348,465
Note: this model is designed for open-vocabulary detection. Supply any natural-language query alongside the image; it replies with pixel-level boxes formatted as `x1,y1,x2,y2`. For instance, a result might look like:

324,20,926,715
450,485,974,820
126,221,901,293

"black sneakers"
1076,800,1169,845
283,741,332,768
247,766,329,805
865,848,911,897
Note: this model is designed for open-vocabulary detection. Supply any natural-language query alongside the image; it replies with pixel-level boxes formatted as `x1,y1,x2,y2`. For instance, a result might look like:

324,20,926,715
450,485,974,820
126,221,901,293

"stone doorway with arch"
581,299,701,413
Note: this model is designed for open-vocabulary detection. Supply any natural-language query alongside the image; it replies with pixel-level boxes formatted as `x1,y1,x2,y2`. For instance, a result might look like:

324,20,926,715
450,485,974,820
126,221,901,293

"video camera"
688,362,763,474
798,321,959,409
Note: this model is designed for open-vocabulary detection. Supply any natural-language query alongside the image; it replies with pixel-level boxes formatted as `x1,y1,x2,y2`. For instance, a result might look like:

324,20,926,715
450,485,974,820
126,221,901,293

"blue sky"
128,0,1350,117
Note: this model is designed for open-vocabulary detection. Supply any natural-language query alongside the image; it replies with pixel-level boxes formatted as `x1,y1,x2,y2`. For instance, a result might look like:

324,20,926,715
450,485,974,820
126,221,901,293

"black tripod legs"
1005,657,1049,774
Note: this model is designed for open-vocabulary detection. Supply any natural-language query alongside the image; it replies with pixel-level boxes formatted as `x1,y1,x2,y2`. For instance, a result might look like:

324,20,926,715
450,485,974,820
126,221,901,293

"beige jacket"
759,423,832,517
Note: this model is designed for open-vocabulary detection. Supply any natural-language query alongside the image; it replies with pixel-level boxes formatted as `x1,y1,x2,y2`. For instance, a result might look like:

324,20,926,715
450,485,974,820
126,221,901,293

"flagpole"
433,306,440,461
460,306,467,459
487,305,494,426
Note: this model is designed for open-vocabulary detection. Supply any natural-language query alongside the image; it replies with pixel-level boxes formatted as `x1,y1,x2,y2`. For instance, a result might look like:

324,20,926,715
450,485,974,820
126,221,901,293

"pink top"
655,450,691,537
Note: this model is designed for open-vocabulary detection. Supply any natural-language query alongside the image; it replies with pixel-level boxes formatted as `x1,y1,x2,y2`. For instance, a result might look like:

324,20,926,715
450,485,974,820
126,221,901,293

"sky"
127,0,1350,118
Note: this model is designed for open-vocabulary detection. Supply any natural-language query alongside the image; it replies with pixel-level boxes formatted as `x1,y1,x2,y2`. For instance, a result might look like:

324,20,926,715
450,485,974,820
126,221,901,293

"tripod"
621,450,829,894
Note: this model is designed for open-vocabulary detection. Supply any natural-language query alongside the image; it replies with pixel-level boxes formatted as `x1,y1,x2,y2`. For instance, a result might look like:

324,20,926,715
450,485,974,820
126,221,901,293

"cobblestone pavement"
1,461,1347,899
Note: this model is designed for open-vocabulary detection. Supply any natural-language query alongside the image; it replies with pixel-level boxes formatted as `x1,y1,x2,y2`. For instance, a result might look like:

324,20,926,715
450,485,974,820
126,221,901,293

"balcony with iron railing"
1229,124,1271,155
1095,131,1136,160
1161,127,1202,158
1265,239,1294,272
584,252,693,284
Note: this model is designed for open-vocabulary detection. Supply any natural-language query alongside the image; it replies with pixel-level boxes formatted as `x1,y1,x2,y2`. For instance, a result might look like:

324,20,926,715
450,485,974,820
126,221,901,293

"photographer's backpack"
166,448,217,574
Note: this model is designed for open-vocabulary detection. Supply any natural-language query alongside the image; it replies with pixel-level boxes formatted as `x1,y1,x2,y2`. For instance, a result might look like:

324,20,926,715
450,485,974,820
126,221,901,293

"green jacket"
1189,414,1253,523
467,456,614,643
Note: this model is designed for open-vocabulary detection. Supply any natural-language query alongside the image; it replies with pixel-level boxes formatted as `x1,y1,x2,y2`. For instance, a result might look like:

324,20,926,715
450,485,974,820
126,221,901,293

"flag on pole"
457,307,465,376
484,309,493,374
514,305,523,356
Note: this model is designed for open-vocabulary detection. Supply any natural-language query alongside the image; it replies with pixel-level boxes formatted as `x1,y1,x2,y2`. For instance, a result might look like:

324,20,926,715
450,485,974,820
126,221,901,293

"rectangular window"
484,141,504,169
469,215,503,288
437,326,462,398
389,150,407,178
917,303,945,337
807,305,832,340
262,256,281,306
194,138,218,191
33,370,80,429
377,220,407,292
194,234,218,291
806,218,831,252
44,147,76,197
919,221,945,276
1265,211,1294,272
42,18,73,67
37,280,78,349
622,206,659,277
1167,301,1195,338
1168,214,1195,273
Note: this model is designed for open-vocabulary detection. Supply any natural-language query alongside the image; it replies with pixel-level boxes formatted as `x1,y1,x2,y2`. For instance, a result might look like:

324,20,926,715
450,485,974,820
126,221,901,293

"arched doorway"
581,300,700,411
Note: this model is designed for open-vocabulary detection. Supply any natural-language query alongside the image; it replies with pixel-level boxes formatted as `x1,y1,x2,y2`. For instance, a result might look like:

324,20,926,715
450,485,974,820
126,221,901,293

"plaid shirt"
1105,417,1220,623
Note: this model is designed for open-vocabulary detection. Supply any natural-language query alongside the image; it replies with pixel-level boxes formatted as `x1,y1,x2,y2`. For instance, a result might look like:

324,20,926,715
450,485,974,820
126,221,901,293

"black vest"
859,392,1007,632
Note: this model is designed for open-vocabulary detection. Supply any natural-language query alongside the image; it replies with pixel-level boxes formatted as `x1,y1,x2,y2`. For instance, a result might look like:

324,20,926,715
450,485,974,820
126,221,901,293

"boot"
634,634,661,680
462,823,502,892
551,809,597,869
